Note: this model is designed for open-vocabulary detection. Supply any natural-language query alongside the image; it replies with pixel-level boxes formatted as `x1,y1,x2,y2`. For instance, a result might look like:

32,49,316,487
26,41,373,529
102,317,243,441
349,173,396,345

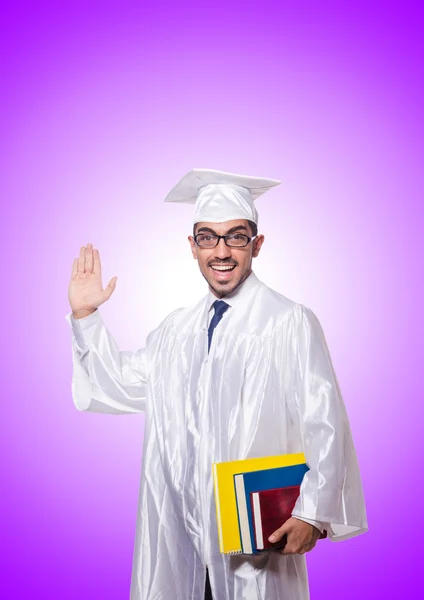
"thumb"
268,519,291,544
104,276,118,300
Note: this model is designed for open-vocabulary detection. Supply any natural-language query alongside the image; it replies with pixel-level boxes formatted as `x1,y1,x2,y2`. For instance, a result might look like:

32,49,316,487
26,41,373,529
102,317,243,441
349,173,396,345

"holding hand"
268,517,321,555
68,243,117,319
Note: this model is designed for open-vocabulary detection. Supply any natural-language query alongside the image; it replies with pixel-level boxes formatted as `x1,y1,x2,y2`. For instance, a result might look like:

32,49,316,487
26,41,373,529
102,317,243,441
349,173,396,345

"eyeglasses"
194,233,257,248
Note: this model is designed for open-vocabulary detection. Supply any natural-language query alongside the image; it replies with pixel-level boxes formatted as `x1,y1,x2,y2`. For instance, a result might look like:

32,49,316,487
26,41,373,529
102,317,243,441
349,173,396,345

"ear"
188,236,198,260
252,234,265,258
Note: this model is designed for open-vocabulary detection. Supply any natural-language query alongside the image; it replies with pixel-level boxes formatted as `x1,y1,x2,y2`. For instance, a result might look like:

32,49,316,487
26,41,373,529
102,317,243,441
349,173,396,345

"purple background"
1,1,422,598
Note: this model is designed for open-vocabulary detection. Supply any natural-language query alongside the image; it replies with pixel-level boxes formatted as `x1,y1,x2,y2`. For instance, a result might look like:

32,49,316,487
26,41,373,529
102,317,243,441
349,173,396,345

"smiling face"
188,219,265,298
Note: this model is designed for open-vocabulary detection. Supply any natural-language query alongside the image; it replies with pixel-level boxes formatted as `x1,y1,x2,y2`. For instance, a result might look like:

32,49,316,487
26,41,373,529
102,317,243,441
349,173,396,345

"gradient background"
1,1,423,598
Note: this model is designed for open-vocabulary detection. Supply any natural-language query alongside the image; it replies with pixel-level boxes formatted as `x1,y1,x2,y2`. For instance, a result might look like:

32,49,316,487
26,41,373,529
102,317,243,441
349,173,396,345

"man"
66,169,367,600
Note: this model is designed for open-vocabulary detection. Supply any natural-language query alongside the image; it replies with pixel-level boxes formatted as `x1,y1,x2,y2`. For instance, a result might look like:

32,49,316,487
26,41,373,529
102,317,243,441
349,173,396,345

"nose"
214,237,232,259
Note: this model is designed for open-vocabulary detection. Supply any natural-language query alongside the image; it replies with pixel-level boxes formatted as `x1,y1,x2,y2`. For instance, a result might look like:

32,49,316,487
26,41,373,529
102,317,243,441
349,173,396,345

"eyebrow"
196,225,248,235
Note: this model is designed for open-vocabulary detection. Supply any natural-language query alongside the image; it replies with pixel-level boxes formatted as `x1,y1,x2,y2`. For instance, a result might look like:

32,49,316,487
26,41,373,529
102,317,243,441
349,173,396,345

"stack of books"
212,453,327,554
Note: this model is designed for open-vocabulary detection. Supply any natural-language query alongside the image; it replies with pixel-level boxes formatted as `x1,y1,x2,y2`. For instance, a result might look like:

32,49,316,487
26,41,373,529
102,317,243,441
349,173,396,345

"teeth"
211,265,235,271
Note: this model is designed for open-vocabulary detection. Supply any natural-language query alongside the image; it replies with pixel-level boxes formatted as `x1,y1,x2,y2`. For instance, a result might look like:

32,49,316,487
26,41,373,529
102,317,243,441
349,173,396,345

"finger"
281,538,304,555
93,248,101,276
280,544,297,555
71,258,78,280
86,243,94,273
269,524,290,544
78,246,86,274
279,530,300,555
104,276,117,299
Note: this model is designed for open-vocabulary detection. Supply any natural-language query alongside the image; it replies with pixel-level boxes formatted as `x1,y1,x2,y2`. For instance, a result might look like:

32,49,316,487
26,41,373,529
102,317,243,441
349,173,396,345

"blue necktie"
208,300,230,352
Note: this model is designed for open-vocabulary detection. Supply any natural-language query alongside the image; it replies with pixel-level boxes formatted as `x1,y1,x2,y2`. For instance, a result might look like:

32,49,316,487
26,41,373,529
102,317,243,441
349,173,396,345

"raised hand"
68,243,117,319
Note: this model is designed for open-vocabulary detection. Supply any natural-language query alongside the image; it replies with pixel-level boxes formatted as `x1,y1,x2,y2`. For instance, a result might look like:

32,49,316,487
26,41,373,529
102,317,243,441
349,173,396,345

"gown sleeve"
287,304,368,541
65,309,148,414
292,516,326,534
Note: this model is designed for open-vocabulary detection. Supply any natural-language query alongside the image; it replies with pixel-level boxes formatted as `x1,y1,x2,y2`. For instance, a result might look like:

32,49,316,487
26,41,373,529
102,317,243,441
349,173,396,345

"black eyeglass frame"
193,233,257,248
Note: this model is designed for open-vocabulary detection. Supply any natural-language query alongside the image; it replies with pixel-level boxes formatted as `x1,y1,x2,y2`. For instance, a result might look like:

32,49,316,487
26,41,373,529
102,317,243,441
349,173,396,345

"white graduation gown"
65,272,367,600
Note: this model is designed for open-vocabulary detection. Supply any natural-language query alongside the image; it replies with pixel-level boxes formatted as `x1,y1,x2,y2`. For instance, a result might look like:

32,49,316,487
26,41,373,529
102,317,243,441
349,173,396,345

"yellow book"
213,453,306,554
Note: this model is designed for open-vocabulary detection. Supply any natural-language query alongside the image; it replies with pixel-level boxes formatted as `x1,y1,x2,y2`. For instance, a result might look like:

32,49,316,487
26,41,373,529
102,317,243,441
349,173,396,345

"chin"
210,284,232,298
208,273,248,298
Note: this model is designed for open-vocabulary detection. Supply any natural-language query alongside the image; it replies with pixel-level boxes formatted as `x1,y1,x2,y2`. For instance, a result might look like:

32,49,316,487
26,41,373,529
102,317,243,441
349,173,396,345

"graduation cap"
164,168,281,225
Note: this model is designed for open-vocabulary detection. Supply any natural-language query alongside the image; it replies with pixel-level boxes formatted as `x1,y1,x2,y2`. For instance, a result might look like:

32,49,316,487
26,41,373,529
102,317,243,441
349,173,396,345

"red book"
251,486,327,550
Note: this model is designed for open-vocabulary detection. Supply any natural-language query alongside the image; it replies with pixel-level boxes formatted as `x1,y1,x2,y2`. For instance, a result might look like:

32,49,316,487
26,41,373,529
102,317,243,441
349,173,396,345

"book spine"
252,492,263,550
213,463,224,553
235,474,252,554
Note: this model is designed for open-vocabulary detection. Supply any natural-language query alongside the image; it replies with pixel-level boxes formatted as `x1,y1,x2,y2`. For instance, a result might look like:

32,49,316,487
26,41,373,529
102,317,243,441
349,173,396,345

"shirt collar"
207,271,260,313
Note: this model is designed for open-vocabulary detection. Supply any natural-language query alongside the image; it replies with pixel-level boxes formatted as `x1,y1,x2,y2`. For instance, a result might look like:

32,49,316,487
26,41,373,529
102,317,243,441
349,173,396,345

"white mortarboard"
164,168,281,225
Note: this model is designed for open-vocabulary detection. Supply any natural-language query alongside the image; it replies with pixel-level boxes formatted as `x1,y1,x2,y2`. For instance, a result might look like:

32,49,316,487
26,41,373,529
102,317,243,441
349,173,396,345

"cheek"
198,253,210,269
236,251,250,267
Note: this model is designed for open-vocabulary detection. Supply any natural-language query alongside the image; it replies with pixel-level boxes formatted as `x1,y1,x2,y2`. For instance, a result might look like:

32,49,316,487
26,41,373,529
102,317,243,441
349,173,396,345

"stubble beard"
203,265,252,299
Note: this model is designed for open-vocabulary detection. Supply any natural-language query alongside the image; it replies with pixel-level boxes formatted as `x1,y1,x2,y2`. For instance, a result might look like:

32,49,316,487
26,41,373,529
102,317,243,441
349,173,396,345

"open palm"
68,243,117,318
